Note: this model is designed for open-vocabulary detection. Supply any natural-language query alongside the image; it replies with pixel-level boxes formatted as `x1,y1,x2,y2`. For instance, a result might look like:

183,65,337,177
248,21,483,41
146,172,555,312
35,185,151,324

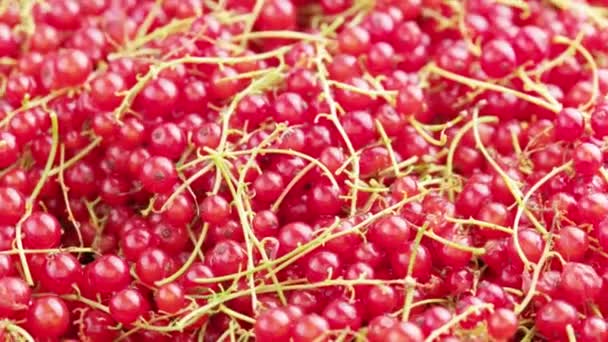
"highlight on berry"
0,0,607,341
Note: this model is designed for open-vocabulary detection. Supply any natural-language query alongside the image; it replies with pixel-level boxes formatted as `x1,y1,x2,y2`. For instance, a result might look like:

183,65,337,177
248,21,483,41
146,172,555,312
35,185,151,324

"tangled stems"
58,145,84,251
112,17,197,58
445,0,481,56
444,116,499,201
402,225,426,321
14,109,59,286
14,0,38,36
0,247,94,256
0,88,72,128
446,217,513,235
409,118,448,147
514,236,553,314
48,137,103,177
425,63,562,113
143,278,412,332
232,30,329,43
376,121,404,178
470,106,549,264
156,69,287,288
3,321,35,342
62,293,110,314
264,191,432,280
424,304,494,342
554,35,600,112
527,33,584,78
549,0,608,28
511,162,572,268
314,43,361,216
113,47,290,122
190,191,429,290
213,148,287,307
270,162,315,212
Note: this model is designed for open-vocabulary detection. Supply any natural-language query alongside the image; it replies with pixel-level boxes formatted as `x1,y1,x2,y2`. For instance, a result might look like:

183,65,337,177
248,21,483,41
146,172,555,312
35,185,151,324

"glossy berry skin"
0,187,25,225
109,288,149,325
390,242,432,282
139,156,178,194
154,283,186,314
89,72,126,110
86,255,131,294
278,222,314,256
573,143,602,176
53,49,93,88
481,39,516,78
364,285,398,318
79,310,118,342
591,104,608,138
487,308,518,340
368,315,398,342
149,123,186,160
254,307,293,342
200,195,231,225
22,212,62,249
554,226,588,261
253,171,285,203
252,210,280,238
579,316,608,342
256,0,296,31
135,77,179,118
305,251,341,282
420,306,452,336
26,296,70,338
535,300,578,340
41,253,81,294
0,276,32,318
3,1,608,339
385,321,424,342
555,107,584,142
292,314,329,342
558,262,602,305
206,240,246,276
513,25,549,64
322,299,362,330
368,215,410,251
396,84,426,121
135,248,175,285
0,132,19,168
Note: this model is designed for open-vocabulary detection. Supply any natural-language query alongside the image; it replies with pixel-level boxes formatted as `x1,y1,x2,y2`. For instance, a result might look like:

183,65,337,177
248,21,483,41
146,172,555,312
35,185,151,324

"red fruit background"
0,0,607,341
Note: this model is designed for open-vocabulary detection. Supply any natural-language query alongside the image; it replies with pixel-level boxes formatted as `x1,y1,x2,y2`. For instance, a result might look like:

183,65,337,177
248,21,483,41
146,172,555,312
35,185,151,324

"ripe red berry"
481,39,516,78
155,282,186,314
109,288,149,325
535,300,578,340
22,212,62,249
555,107,584,142
254,307,294,342
26,296,70,338
139,156,178,194
558,262,603,305
367,215,410,250
573,142,602,176
0,276,31,318
487,308,518,340
322,299,362,330
86,255,131,294
206,240,247,276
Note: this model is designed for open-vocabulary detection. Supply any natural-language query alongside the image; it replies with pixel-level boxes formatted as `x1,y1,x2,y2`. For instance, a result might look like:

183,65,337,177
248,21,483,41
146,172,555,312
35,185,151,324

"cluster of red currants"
1,0,608,341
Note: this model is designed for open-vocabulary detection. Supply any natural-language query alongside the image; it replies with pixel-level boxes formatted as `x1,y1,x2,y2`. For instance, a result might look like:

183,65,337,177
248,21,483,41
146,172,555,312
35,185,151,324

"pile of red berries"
1,0,608,340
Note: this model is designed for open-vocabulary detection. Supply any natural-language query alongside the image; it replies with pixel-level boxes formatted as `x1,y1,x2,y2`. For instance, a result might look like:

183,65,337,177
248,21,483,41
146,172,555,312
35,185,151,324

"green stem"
14,109,59,285
402,225,426,321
